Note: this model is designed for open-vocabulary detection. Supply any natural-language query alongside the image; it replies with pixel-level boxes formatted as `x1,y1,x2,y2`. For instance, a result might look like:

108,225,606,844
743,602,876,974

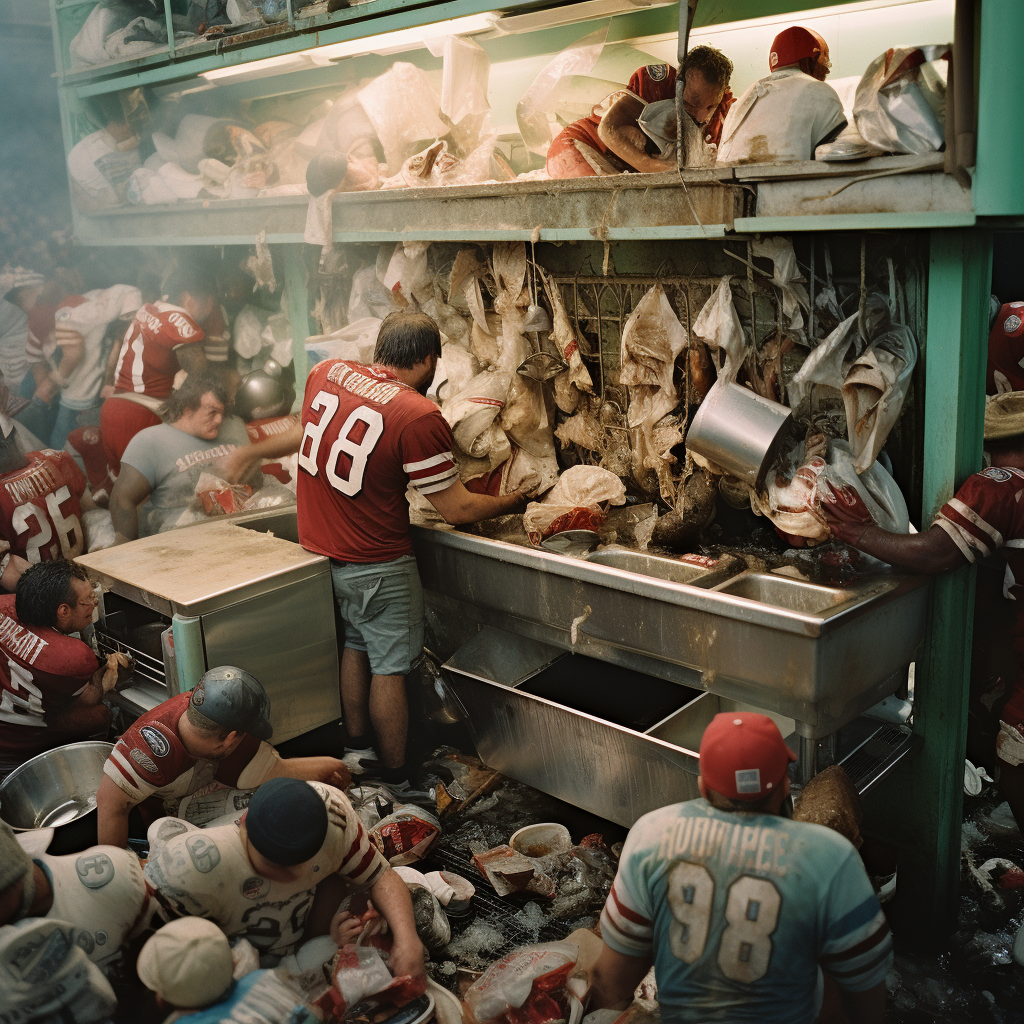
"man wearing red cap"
718,26,846,165
589,713,890,1023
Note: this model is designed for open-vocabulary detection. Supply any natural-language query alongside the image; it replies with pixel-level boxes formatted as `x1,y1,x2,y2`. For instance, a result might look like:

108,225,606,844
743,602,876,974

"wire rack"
94,625,168,689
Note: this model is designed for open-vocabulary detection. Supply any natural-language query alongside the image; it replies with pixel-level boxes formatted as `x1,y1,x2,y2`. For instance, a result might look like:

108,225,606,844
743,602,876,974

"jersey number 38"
298,392,384,498
667,861,782,983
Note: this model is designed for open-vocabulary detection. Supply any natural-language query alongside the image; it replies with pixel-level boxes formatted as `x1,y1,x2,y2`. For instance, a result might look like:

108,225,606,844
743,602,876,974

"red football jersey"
114,302,205,399
987,302,1024,395
628,64,677,103
0,450,87,563
297,360,458,563
65,426,115,504
0,593,100,754
104,691,262,803
247,414,300,485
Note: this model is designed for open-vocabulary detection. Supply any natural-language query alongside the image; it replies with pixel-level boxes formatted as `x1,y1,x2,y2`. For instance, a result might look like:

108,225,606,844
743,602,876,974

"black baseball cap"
246,778,328,865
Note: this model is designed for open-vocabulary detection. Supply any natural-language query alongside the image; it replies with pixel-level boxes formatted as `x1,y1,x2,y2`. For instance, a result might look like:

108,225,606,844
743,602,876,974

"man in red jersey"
222,312,523,796
0,560,128,776
95,665,350,848
99,273,210,475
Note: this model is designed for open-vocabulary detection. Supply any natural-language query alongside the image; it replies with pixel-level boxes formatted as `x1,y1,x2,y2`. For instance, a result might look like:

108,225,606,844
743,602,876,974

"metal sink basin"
585,547,738,587
713,573,859,613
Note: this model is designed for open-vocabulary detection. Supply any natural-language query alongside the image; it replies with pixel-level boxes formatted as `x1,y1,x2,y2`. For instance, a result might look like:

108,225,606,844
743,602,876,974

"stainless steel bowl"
0,740,113,831
686,381,794,487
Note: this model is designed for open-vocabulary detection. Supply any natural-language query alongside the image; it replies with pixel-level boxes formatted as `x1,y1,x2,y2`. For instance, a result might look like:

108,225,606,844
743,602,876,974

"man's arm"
219,420,302,483
822,486,967,573
368,868,426,992
1,554,30,591
51,330,84,391
426,479,524,526
588,943,652,1011
176,344,207,377
95,774,138,848
266,755,351,791
101,336,123,395
109,464,152,545
598,94,674,174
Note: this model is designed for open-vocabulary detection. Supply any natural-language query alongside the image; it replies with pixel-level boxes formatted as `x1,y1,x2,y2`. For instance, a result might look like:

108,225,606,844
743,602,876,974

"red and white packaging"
370,804,441,866
464,942,578,1024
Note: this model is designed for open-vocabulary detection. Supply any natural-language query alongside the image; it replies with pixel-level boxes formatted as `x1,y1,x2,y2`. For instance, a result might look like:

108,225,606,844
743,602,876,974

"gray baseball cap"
189,666,273,741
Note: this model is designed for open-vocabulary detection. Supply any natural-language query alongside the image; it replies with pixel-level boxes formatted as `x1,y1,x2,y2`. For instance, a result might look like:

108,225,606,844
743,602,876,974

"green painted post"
864,229,992,942
280,243,314,407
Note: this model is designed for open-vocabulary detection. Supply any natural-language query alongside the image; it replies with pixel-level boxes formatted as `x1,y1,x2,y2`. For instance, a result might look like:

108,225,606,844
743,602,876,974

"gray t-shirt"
121,417,255,534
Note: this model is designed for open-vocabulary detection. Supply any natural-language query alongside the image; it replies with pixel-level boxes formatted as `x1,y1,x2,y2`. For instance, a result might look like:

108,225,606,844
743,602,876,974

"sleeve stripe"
820,920,891,964
409,467,459,487
826,941,894,984
934,516,983,561
404,452,455,473
825,896,887,941
946,497,1004,547
610,885,653,928
347,845,381,882
339,823,368,869
412,471,459,495
599,906,653,955
106,751,142,791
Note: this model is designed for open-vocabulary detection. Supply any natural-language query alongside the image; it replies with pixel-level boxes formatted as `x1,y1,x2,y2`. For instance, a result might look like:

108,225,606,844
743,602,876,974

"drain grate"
840,725,916,794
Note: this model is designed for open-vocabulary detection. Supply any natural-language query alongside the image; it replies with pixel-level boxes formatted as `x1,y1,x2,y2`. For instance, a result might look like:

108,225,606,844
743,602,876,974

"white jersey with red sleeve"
113,302,205,400
0,593,100,756
103,691,280,813
0,450,87,564
933,467,1024,565
297,360,458,563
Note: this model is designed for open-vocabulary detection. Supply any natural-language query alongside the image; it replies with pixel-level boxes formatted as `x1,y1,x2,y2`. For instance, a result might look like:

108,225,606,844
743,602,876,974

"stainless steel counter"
412,526,930,738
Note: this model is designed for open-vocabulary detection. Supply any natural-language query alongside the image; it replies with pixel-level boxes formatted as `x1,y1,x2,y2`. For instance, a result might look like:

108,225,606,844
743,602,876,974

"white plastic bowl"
509,822,572,858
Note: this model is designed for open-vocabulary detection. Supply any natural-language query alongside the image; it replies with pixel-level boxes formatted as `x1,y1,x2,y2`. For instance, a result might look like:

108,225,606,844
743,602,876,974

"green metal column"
975,0,1024,215
280,243,315,408
865,229,992,942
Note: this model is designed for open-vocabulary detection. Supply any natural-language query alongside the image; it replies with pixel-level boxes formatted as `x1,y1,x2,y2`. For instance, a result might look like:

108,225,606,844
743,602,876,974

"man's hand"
34,379,58,404
388,934,427,995
820,483,876,546
275,755,352,791
218,445,261,485
330,905,378,946
93,652,134,694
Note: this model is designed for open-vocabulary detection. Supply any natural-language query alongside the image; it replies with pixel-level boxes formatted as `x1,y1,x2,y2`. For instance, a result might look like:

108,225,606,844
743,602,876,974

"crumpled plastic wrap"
465,445,559,498
464,942,578,1024
692,277,749,384
750,237,809,331
788,296,917,473
750,437,909,544
619,285,688,397
854,45,950,155
522,465,626,544
349,265,397,322
443,369,512,469
537,266,593,413
305,317,381,366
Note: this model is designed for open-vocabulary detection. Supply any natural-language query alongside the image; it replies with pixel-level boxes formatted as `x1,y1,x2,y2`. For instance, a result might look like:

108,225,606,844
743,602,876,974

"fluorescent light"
307,12,499,64
493,0,669,35
202,53,306,81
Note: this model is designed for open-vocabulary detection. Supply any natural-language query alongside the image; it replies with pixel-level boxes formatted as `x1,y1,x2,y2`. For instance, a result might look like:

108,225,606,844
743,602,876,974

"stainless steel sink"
713,573,860,613
584,547,738,587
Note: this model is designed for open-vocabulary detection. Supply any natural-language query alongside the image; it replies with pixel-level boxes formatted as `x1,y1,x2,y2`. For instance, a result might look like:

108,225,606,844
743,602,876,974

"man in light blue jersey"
589,713,890,1024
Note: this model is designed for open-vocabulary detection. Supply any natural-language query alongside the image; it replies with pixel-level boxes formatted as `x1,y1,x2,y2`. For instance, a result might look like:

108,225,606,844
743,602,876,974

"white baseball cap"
136,917,234,1009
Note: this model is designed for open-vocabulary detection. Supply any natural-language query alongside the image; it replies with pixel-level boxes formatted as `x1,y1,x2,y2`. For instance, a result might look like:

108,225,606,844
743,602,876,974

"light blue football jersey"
601,799,892,1024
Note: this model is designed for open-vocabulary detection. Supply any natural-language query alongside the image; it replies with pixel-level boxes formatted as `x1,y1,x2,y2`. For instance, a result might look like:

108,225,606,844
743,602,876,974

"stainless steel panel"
713,573,854,614
647,694,797,750
201,572,340,743
584,547,739,587
413,527,929,737
443,627,565,688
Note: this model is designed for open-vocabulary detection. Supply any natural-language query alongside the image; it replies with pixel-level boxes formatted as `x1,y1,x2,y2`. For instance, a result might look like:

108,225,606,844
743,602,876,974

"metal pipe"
171,614,205,694
163,0,176,60
675,0,699,171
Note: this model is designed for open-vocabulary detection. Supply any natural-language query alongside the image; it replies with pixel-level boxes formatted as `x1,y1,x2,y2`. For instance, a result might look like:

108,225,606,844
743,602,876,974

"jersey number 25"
298,392,384,498
667,861,782,983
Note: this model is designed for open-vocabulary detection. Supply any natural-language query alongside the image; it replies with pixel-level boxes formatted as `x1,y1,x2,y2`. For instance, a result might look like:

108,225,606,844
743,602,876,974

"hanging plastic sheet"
691,277,749,384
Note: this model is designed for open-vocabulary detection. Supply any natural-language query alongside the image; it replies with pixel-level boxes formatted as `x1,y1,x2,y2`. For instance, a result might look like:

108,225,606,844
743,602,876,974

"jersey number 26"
13,486,83,562
298,392,384,498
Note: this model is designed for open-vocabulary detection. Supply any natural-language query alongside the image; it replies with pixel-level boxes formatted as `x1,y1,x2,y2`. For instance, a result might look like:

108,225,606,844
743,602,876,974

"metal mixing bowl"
0,740,113,831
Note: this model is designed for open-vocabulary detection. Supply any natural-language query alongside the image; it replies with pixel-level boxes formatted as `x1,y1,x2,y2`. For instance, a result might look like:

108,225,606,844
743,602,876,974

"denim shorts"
330,555,424,677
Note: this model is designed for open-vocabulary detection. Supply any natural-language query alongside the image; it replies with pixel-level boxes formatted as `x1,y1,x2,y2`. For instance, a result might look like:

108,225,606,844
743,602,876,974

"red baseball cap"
769,26,828,72
699,712,797,800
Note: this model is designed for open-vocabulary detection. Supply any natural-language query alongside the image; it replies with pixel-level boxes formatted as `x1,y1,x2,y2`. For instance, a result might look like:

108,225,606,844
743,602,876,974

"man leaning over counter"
221,310,524,799
95,665,349,847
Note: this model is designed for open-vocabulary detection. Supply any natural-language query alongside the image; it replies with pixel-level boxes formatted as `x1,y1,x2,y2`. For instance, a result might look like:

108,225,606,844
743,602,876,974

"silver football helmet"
234,361,295,422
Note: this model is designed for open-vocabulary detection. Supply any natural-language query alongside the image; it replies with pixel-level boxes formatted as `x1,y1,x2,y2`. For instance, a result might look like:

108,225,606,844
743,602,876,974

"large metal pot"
686,380,794,487
0,741,113,854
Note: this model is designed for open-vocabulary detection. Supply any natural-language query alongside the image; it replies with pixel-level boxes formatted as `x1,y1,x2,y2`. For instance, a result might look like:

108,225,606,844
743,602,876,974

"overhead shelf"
71,156,973,246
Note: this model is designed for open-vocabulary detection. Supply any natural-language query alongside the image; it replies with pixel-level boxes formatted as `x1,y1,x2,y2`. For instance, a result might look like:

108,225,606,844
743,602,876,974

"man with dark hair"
0,559,129,774
96,666,349,848
108,372,258,542
547,47,734,179
589,713,890,1024
221,311,523,798
718,26,846,164
98,273,210,476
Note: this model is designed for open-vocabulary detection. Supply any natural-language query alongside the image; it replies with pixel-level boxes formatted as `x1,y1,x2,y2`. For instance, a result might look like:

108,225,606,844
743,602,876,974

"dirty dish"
539,530,600,556
509,822,572,858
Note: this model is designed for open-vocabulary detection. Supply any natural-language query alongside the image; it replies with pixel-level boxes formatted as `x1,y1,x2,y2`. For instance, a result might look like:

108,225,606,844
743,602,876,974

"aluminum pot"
686,381,794,487
0,741,113,854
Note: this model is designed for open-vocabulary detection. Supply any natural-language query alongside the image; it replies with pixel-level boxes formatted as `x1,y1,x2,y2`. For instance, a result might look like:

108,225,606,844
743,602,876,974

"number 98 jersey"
297,360,457,563
600,799,892,1024
0,450,88,563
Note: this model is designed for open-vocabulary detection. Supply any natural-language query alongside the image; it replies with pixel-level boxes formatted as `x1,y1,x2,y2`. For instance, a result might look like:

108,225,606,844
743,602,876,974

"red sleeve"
400,411,458,495
108,694,194,792
213,732,263,786
627,65,677,103
54,450,88,500
933,468,1024,561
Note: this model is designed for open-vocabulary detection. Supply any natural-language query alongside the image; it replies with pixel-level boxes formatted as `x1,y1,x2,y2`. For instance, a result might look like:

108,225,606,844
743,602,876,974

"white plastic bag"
692,277,749,384
233,305,271,360
349,266,397,322
750,237,809,331
854,45,949,155
443,369,512,466
465,942,578,1024
537,266,593,413
370,804,442,865
382,242,433,306
305,317,381,365
437,35,491,126
522,465,626,543
619,285,688,397
788,297,917,473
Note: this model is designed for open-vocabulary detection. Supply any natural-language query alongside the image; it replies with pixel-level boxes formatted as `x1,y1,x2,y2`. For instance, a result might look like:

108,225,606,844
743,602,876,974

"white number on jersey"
298,391,384,498
666,861,782,984
12,485,84,562
0,659,45,725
